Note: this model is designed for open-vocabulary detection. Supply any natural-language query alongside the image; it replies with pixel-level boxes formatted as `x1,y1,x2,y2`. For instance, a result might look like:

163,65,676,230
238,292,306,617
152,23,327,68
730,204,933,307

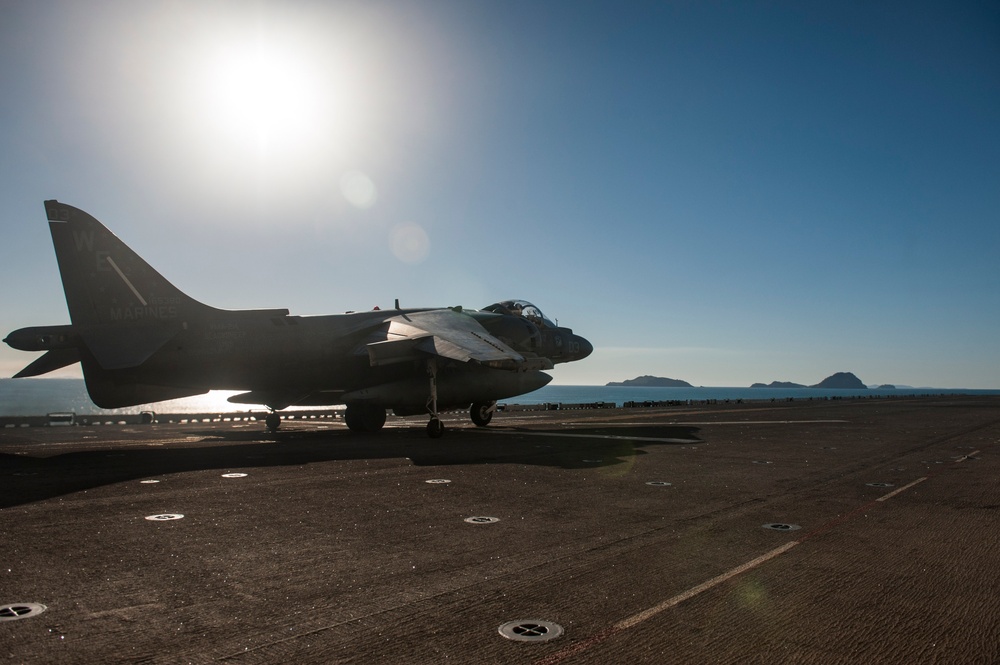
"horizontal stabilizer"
13,348,81,378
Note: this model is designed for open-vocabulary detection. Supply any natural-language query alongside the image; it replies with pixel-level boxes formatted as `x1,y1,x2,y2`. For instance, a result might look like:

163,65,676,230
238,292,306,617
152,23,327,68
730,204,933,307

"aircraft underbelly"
341,367,552,408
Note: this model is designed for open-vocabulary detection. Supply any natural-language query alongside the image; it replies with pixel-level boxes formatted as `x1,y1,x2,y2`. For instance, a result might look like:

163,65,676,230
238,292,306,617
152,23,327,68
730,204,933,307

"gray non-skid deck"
2,396,998,663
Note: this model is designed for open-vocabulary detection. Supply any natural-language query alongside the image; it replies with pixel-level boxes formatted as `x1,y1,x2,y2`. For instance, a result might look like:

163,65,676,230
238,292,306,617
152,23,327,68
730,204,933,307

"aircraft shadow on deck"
0,424,702,508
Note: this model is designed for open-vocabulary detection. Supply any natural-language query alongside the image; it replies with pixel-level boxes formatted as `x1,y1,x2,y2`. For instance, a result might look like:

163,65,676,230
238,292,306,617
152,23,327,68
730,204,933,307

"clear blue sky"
1,1,998,387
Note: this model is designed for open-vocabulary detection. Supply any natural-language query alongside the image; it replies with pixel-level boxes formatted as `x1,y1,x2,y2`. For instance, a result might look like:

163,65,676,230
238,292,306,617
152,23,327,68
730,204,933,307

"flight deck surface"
2,396,998,663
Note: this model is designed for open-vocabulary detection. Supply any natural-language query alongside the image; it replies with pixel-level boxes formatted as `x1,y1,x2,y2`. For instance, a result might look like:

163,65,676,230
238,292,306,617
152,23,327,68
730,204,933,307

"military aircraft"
4,201,592,436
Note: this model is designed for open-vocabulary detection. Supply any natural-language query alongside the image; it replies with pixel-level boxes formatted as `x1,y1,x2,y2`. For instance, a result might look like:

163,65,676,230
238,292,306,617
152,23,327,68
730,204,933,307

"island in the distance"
606,375,694,387
606,372,869,390
751,372,867,389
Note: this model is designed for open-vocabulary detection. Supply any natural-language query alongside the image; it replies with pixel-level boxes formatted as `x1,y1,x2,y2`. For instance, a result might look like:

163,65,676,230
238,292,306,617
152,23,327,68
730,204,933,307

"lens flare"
340,171,377,209
390,223,430,264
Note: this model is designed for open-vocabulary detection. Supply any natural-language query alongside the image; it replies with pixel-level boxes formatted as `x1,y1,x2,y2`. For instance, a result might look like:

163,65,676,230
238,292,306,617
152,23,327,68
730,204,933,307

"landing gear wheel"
344,406,360,431
345,404,386,432
471,401,495,427
265,413,281,432
427,418,445,438
362,406,386,431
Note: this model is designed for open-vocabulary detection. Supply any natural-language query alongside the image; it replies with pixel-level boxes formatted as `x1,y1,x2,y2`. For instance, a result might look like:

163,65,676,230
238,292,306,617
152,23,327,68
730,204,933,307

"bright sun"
198,39,345,157
162,7,389,203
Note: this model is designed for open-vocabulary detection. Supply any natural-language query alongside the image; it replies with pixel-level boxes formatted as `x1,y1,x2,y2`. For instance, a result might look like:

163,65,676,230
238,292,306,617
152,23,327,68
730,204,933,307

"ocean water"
517,384,1000,405
0,379,252,417
1,378,997,417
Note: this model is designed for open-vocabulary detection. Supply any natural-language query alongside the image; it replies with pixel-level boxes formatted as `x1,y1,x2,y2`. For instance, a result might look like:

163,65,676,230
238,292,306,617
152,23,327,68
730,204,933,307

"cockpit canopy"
483,300,557,329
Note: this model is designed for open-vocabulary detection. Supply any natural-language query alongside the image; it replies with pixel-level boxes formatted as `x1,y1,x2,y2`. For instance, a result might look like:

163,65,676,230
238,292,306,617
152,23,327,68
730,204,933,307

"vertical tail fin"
39,201,214,406
44,200,210,327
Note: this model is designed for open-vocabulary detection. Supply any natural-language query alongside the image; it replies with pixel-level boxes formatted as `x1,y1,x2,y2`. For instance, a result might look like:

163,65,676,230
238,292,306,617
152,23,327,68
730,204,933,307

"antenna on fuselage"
395,298,400,310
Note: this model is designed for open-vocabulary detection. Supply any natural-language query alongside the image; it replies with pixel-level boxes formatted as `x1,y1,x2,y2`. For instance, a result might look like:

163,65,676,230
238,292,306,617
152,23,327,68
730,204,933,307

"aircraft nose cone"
574,335,593,360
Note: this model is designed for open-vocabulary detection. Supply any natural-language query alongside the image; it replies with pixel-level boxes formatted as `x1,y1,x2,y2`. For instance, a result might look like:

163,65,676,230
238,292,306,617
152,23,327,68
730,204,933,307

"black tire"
344,405,360,431
362,406,386,431
470,402,494,427
265,413,281,431
346,404,386,432
427,418,445,438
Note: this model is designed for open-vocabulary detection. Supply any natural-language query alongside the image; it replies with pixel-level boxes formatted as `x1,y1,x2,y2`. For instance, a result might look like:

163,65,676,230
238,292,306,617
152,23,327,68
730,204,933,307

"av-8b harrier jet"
4,201,592,436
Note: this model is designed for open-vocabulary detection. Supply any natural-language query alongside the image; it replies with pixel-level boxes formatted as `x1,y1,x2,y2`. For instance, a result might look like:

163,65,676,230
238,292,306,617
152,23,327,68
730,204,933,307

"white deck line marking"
106,256,148,306
0,437,208,450
876,476,927,502
670,420,848,425
534,456,971,665
484,430,699,444
614,541,799,630
605,455,946,637
544,420,846,427
873,449,980,502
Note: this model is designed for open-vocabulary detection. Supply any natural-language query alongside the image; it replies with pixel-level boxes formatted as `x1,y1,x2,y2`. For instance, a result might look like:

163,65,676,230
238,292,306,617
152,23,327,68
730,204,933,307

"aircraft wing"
364,308,528,369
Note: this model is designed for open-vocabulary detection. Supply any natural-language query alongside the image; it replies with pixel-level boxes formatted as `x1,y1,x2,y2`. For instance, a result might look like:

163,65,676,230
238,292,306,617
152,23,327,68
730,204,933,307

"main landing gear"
265,411,281,432
344,404,387,432
425,361,497,437
426,358,444,438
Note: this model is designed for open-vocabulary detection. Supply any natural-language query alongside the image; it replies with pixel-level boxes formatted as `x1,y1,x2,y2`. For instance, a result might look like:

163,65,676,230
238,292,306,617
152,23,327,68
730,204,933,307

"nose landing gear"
471,401,497,427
